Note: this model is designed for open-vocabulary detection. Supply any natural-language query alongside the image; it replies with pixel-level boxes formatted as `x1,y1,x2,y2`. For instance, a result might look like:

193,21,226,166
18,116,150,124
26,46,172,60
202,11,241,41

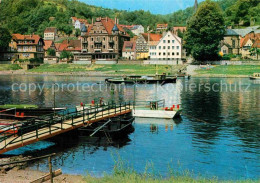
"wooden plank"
30,169,62,183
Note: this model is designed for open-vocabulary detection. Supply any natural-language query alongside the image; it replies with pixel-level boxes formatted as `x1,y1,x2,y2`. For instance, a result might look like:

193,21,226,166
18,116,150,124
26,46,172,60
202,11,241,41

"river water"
0,75,259,180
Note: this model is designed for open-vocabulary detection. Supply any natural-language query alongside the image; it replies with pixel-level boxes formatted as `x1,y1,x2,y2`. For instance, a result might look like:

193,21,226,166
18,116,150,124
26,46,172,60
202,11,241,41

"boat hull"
132,109,181,119
105,78,177,84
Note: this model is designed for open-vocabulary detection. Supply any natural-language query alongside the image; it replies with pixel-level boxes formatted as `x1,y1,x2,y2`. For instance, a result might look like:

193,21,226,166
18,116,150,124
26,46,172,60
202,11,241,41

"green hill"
0,0,259,37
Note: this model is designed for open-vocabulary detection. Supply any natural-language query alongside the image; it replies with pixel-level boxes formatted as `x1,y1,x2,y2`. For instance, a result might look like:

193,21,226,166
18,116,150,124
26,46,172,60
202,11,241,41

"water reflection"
0,75,259,180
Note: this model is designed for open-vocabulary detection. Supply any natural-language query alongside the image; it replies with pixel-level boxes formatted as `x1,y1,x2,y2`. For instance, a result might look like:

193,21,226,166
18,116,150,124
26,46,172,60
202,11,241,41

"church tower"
194,0,198,13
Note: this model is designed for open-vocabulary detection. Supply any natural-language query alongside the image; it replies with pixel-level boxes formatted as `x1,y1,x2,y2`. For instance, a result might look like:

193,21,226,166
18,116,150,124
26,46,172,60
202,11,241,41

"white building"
122,41,136,60
131,25,144,35
149,31,183,61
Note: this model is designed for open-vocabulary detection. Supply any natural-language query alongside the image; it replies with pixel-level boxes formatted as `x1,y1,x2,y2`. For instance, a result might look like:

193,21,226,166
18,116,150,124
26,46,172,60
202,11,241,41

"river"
0,75,259,180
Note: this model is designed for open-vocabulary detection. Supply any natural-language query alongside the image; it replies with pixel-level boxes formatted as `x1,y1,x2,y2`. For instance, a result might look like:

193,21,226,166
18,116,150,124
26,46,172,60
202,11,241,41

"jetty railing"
0,102,132,152
131,99,165,109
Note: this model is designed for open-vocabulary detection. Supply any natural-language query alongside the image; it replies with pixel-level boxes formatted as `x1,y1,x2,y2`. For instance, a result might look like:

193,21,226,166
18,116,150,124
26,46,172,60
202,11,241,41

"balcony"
82,40,88,44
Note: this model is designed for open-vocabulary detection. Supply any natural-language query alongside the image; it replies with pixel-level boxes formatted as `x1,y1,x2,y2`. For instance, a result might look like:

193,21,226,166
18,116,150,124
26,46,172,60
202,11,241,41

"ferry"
105,74,177,84
132,100,181,119
249,73,260,80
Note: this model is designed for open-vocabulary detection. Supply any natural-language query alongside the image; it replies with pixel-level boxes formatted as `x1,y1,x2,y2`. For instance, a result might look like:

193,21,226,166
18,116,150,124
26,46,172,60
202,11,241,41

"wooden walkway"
0,103,132,154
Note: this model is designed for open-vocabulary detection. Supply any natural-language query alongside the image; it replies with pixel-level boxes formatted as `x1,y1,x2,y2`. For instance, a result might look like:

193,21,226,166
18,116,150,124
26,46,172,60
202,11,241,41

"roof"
157,24,168,28
112,24,119,31
72,17,89,24
122,41,136,52
252,39,260,48
58,40,81,52
44,27,57,33
12,34,42,45
43,40,54,50
226,26,260,37
96,17,129,36
81,24,87,32
141,33,162,42
240,32,260,47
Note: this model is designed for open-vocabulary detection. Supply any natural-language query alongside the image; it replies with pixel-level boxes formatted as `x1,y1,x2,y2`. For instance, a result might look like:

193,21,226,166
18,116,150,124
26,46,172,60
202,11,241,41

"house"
173,26,186,35
0,34,44,61
56,39,81,57
149,31,183,61
220,26,260,55
156,24,168,33
136,33,162,59
44,27,57,41
43,40,58,64
122,41,136,60
71,17,89,30
240,32,260,59
120,25,145,35
77,17,130,63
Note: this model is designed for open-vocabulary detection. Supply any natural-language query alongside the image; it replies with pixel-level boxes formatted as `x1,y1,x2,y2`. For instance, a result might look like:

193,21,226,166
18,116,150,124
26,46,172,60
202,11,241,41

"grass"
0,64,22,71
0,104,38,109
83,159,258,183
29,64,184,75
196,65,260,76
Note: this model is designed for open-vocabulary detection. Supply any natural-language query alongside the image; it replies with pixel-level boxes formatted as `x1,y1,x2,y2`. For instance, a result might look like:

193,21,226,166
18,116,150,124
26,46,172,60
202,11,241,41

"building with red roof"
78,17,130,63
0,33,44,61
122,41,136,60
156,24,168,33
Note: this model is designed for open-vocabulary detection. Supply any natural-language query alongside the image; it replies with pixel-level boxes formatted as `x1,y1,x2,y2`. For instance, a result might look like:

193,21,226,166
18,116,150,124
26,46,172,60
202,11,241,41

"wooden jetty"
0,102,132,154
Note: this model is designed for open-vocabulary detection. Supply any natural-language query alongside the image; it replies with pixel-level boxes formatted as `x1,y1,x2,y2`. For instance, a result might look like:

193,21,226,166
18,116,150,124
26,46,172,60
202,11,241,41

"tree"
47,48,56,56
184,0,225,61
75,28,81,37
249,48,260,60
0,28,12,51
60,50,73,60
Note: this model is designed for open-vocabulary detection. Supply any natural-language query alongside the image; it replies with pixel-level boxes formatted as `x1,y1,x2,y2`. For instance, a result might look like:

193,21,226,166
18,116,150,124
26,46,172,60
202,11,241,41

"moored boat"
249,73,260,80
105,74,177,84
132,100,181,119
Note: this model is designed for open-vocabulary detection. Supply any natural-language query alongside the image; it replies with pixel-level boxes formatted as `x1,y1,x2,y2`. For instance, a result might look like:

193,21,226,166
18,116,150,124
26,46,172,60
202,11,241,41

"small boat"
132,100,181,119
0,105,65,120
105,74,177,84
78,113,135,138
249,73,260,80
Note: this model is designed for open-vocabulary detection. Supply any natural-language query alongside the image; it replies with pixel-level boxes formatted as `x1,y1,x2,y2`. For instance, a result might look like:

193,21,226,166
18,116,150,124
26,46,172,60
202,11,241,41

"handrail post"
49,120,51,134
72,115,74,126
36,124,39,139
120,102,121,114
102,105,103,117
87,108,89,120
83,105,85,123
115,103,116,114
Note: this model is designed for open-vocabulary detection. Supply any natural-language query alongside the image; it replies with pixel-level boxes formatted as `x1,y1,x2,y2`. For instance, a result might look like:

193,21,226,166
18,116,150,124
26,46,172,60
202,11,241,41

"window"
172,40,175,43
172,46,175,49
103,37,105,41
159,46,161,49
168,40,170,43
177,52,179,55
168,46,170,49
177,46,179,49
232,40,236,48
159,52,161,55
163,46,165,49
163,40,166,43
91,38,94,41
103,45,106,49
168,52,170,55
172,52,175,55
163,52,166,56
223,50,227,54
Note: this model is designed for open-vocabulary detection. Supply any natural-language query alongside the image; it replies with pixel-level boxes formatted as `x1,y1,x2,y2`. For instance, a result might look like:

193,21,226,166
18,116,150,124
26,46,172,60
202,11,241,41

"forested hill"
0,0,259,36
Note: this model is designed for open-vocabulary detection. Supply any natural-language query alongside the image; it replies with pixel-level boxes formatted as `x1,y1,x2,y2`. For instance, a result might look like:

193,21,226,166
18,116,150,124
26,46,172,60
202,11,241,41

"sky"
80,0,204,15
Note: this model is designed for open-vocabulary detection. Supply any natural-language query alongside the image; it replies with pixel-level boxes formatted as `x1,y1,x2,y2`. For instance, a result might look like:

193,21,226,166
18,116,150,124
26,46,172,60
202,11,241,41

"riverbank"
0,64,185,77
193,65,260,77
0,167,258,183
